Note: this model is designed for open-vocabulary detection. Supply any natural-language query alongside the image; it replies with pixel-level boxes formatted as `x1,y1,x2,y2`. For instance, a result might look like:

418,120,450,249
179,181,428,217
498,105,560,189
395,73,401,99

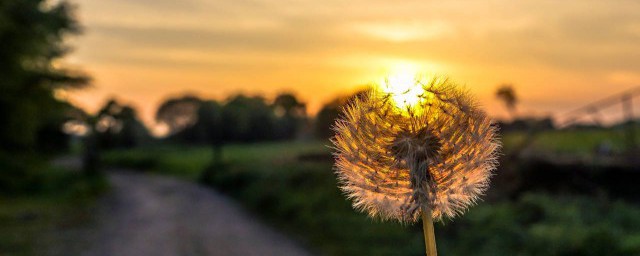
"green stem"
421,204,438,256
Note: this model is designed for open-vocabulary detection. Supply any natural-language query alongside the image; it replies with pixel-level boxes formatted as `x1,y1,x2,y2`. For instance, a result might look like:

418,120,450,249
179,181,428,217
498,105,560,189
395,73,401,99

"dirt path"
50,170,311,256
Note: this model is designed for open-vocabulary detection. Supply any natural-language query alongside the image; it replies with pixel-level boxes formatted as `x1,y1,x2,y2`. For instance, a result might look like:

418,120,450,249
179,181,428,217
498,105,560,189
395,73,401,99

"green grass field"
101,129,640,255
102,141,330,181
504,128,633,157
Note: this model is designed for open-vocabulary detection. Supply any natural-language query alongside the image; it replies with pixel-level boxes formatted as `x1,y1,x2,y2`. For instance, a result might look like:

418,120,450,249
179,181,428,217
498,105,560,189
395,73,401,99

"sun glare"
380,68,424,110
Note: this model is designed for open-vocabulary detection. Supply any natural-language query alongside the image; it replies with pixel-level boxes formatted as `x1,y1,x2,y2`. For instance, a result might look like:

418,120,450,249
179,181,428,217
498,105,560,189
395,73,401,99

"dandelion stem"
421,204,438,256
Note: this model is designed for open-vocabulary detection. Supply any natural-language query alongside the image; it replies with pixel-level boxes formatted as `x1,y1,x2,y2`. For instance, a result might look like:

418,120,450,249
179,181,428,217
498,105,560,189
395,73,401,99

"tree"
222,95,276,142
155,95,202,136
496,84,518,118
118,106,149,148
315,89,367,139
272,93,306,140
94,99,149,149
0,0,90,191
0,0,89,152
192,100,224,163
36,100,82,153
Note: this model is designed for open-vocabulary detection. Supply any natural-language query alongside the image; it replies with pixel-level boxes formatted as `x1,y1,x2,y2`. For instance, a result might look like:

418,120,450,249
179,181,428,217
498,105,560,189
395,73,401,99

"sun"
380,68,424,110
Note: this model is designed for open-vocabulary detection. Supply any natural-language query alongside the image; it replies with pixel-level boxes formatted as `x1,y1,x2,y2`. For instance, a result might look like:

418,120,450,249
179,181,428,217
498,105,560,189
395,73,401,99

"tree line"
87,90,366,150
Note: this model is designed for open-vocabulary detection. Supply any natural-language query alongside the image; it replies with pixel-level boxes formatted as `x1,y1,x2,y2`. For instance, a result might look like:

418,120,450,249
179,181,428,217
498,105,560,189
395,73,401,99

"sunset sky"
62,0,640,131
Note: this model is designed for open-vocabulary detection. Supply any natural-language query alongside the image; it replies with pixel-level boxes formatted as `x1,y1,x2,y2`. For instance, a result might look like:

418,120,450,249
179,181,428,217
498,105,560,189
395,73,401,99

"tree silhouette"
0,0,90,190
156,96,202,136
0,0,89,152
94,99,149,149
193,101,224,163
222,95,275,142
496,84,518,118
118,106,149,148
315,89,368,139
273,93,306,140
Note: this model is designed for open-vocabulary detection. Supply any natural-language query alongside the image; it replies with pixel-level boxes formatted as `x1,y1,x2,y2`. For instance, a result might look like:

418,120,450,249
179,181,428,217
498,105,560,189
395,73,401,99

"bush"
0,153,49,194
439,194,640,256
203,144,640,256
102,142,640,255
0,152,108,196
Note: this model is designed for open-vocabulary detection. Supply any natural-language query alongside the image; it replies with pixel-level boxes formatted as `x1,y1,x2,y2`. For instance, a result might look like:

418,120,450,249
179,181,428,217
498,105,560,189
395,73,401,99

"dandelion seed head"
332,75,501,222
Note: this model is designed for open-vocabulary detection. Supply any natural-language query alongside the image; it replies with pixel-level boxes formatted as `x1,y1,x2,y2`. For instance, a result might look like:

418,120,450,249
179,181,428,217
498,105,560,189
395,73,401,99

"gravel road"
49,170,312,256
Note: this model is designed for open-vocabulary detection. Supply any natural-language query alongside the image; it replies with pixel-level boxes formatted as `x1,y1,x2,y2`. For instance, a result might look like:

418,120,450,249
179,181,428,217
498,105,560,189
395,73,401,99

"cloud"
68,0,640,124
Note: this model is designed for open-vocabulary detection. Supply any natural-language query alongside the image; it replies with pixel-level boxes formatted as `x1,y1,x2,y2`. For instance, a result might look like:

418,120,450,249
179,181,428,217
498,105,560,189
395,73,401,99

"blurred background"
2,0,640,255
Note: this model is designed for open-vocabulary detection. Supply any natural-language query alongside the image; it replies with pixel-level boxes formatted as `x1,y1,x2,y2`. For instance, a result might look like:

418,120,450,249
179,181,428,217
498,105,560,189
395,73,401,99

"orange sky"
61,0,640,131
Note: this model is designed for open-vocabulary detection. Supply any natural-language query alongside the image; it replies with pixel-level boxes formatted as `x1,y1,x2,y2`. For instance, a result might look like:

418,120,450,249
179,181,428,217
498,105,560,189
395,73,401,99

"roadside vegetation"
101,129,640,255
0,1,108,254
0,165,106,255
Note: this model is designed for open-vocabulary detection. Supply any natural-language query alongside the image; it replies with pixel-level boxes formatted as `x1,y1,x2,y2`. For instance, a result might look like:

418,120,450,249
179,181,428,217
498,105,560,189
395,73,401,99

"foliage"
0,3,103,253
315,89,367,139
102,142,640,255
192,101,224,145
315,103,340,140
439,194,640,256
209,158,424,255
93,99,150,149
496,84,518,116
0,152,49,194
221,95,276,142
0,0,89,152
273,93,307,140
0,0,90,192
0,166,107,255
203,142,640,256
156,93,307,145
155,95,202,136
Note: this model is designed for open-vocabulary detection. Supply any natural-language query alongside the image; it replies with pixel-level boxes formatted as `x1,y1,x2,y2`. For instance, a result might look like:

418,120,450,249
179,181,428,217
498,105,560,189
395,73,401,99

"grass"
102,141,329,180
503,127,634,157
102,145,212,180
0,165,107,256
